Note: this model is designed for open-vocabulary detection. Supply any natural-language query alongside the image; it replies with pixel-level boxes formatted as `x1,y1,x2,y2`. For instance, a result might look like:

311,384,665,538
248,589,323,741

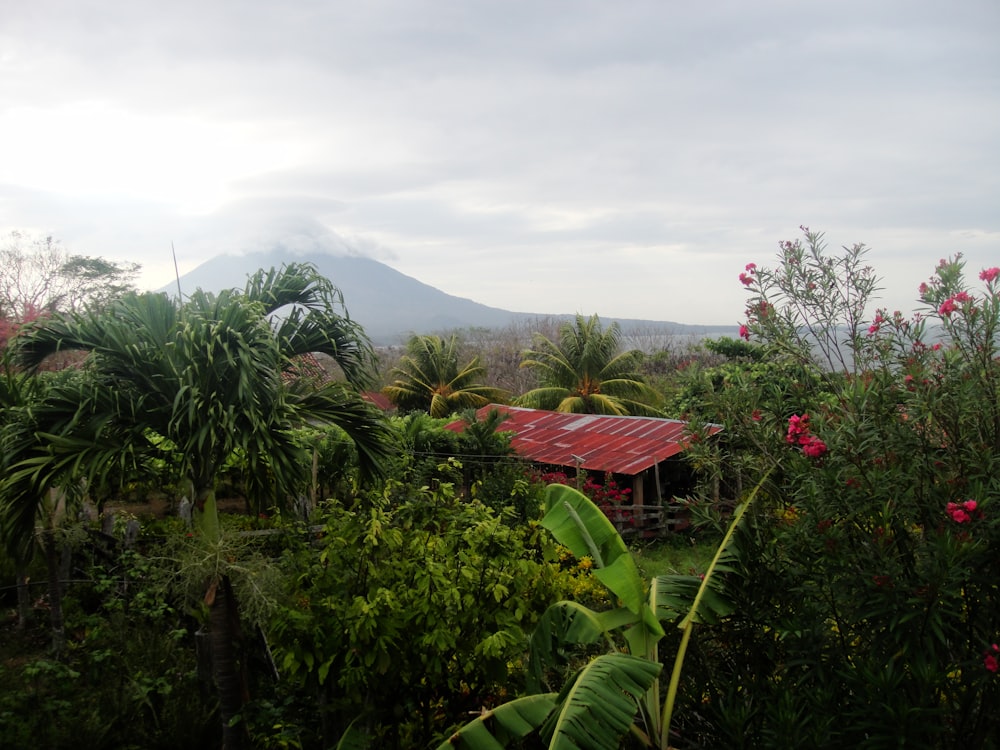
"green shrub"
677,233,1000,748
265,480,581,748
0,546,218,749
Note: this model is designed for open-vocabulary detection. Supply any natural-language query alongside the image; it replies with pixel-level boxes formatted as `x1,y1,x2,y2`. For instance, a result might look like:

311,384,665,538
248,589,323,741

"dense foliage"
382,334,509,417
4,232,1000,748
674,231,1000,748
268,481,578,748
517,313,662,416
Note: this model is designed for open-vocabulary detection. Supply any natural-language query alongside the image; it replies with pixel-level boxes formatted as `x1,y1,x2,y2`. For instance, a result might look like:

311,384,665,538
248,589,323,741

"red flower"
939,297,958,316
739,272,754,286
980,267,1000,283
787,414,827,459
802,437,828,459
739,324,750,340
984,644,999,673
868,312,885,335
946,499,981,524
786,413,810,444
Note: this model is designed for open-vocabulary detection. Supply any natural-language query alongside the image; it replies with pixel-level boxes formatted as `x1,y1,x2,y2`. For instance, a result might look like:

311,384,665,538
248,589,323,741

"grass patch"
631,534,718,579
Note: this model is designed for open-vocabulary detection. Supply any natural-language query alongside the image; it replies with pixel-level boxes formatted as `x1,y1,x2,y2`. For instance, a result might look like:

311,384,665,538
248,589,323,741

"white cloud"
1,0,997,326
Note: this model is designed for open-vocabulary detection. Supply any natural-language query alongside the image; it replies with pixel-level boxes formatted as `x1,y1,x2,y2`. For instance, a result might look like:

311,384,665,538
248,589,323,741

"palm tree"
0,364,64,644
2,263,394,749
516,314,662,416
382,333,508,417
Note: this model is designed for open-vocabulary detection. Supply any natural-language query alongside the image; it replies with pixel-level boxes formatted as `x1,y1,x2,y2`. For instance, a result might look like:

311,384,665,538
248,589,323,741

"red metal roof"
362,390,395,411
450,405,722,476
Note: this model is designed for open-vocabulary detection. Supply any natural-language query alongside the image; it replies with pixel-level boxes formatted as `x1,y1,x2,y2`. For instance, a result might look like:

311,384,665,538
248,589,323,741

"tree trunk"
15,564,31,631
208,575,249,750
42,531,66,654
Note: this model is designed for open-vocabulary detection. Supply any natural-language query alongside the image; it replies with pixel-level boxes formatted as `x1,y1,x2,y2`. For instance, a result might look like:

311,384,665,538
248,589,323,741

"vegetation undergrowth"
4,230,1000,748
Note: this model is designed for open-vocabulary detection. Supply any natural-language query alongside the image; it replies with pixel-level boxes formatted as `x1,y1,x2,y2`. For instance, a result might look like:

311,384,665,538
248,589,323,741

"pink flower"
787,414,827,458
919,282,929,295
946,499,981,523
739,272,754,286
946,503,970,523
745,262,757,272
980,267,1000,283
868,312,885,336
739,324,750,340
939,298,958,316
802,437,828,459
984,644,999,673
786,414,810,444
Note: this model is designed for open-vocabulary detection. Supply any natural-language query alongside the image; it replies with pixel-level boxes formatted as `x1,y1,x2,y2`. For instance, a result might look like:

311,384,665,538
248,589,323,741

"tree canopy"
516,314,662,416
0,231,140,321
382,333,508,417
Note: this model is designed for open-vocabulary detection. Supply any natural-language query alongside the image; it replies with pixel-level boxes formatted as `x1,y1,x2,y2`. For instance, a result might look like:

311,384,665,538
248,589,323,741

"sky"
1,0,998,326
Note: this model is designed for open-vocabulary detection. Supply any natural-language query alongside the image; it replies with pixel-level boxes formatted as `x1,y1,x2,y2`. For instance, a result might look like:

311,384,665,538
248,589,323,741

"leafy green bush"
265,480,582,748
0,545,218,749
677,232,1000,748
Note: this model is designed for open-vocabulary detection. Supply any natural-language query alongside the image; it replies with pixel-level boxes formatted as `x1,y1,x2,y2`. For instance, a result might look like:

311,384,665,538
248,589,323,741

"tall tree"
0,230,140,320
516,314,663,416
2,263,394,749
382,333,509,417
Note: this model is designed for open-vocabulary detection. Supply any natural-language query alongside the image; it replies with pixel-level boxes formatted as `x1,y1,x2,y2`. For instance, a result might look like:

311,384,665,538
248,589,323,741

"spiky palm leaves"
383,334,508,417
5,263,392,520
1,263,394,747
517,314,662,416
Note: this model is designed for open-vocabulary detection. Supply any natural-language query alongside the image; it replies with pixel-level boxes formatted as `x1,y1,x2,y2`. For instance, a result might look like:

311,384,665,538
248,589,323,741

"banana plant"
438,477,767,750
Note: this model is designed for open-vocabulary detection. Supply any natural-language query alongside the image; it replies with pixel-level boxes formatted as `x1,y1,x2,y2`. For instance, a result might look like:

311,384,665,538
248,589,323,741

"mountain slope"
163,250,735,344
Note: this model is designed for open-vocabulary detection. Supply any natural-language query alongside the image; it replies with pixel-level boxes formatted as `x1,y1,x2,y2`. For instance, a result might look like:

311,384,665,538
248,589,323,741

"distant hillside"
162,250,737,345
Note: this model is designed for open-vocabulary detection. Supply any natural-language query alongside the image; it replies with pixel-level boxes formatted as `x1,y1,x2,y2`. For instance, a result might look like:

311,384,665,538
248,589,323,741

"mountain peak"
165,250,735,345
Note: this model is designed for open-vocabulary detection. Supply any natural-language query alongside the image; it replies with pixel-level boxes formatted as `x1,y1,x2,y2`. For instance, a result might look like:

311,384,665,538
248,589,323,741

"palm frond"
385,334,504,416
518,315,658,415
289,382,395,482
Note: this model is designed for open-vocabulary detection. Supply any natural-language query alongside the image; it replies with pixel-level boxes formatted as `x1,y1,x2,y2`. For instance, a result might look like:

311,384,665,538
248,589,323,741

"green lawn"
630,534,717,579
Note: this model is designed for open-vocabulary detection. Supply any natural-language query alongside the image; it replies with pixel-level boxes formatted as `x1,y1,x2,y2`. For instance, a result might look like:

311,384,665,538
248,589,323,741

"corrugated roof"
362,391,395,411
449,404,722,475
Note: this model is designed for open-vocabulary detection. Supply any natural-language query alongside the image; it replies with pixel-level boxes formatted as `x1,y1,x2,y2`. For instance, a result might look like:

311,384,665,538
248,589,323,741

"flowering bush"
946,499,981,524
985,644,1000,674
785,413,828,459
672,231,1000,747
530,469,635,528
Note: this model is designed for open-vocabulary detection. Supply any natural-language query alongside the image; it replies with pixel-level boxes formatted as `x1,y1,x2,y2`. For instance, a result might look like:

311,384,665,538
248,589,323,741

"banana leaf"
436,693,559,749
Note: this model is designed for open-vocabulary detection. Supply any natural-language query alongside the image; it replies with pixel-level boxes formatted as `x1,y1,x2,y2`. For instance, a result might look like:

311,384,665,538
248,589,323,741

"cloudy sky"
1,0,998,326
